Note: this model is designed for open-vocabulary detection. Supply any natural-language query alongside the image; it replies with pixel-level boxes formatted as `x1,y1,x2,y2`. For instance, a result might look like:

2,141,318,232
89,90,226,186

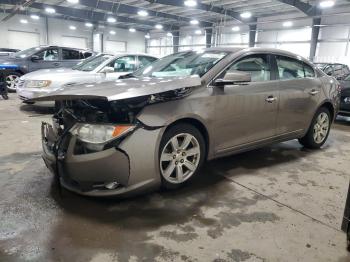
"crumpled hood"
29,75,202,102
21,68,89,80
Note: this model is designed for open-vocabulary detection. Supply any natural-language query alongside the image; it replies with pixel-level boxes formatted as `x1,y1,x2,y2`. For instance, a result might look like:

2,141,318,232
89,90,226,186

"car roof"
37,45,92,52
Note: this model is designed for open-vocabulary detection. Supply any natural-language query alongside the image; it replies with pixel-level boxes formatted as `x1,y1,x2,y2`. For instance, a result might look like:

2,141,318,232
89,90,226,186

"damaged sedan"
31,47,340,197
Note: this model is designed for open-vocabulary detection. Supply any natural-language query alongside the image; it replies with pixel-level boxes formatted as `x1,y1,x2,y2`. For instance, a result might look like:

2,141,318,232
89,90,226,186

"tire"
298,107,331,149
159,123,206,190
5,72,22,92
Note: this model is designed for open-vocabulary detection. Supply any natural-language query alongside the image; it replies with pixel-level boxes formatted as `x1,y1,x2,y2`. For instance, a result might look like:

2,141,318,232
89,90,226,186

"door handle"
309,89,319,96
53,62,60,66
265,96,277,103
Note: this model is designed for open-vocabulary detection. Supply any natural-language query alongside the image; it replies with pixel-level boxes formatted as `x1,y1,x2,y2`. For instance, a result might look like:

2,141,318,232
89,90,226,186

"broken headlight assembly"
70,123,136,151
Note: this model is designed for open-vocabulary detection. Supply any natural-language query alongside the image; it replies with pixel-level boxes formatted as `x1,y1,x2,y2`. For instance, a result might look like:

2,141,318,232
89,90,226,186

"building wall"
0,14,146,53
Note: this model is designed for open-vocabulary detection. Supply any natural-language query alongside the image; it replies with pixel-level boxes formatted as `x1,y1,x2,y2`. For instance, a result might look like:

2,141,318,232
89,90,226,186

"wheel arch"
319,100,335,122
163,117,210,160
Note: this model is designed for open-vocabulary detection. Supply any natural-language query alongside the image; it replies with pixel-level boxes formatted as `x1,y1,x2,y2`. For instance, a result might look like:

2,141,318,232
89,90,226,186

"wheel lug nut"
173,155,176,159
175,161,178,165
182,152,186,156
180,159,184,163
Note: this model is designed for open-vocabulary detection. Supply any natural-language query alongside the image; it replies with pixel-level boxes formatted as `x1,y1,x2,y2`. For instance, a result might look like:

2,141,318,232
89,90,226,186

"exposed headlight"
70,123,136,145
26,80,51,88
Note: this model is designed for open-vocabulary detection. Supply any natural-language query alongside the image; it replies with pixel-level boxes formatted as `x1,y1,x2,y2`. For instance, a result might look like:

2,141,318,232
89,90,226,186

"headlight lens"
70,123,136,144
26,80,51,88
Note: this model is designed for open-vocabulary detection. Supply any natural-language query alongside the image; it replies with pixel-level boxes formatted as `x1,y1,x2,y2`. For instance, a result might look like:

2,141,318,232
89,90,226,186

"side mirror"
100,66,114,74
31,55,42,62
214,70,251,86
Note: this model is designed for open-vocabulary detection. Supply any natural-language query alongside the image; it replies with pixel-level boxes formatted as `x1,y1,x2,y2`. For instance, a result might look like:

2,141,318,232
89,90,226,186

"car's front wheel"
5,72,21,92
159,123,205,189
298,107,331,149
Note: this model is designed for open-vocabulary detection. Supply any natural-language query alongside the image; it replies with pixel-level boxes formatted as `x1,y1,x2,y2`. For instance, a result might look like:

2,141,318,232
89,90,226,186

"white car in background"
16,53,158,103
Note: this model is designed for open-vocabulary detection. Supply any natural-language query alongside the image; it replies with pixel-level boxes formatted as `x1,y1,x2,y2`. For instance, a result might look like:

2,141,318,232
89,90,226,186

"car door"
102,55,137,81
61,48,82,68
213,53,279,152
29,47,60,71
274,55,321,135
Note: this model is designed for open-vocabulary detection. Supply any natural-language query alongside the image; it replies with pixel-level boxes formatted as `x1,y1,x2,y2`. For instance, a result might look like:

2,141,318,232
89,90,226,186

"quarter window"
226,54,271,82
303,63,315,78
36,48,59,61
62,49,80,60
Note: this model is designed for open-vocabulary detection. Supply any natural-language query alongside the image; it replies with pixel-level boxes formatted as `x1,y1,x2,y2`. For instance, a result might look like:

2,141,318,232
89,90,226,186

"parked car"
337,74,350,116
314,63,350,80
0,46,93,91
0,48,20,56
16,53,158,103
31,47,340,197
342,182,350,251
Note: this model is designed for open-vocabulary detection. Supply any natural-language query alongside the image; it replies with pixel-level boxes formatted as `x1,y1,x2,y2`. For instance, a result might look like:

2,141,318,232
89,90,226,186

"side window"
225,54,271,82
303,63,315,78
36,48,59,61
138,56,157,69
82,52,92,59
62,49,80,60
276,56,304,80
106,56,136,72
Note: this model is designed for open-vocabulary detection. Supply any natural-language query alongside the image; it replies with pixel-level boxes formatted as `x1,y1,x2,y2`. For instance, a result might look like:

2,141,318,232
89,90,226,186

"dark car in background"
315,63,350,80
342,182,350,251
0,48,20,57
0,46,93,91
338,74,350,116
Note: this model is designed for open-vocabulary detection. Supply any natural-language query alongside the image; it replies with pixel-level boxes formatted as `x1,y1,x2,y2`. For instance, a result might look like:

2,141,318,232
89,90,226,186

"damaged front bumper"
41,121,162,197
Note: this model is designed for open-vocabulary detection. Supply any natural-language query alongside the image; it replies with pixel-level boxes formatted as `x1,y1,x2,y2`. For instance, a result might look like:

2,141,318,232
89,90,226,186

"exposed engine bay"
54,87,193,129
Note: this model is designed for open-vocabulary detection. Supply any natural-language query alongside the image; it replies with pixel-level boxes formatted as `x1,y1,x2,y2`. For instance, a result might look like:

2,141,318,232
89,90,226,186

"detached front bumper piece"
42,122,132,196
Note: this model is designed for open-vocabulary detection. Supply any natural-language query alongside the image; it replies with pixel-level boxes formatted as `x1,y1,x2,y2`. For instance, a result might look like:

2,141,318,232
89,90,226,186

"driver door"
29,47,60,71
213,53,279,153
101,55,137,81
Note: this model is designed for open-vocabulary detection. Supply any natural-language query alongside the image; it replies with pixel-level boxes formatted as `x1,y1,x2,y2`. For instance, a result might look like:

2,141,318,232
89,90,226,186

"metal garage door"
62,36,87,49
105,40,126,54
7,30,40,50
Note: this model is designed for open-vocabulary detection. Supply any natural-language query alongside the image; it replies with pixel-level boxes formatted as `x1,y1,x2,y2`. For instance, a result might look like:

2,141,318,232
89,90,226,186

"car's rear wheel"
298,107,331,149
5,72,21,92
159,123,205,189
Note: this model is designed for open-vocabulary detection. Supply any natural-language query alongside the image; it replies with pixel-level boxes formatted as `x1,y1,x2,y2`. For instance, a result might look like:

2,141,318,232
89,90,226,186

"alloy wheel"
6,75,19,91
160,133,201,184
313,112,329,144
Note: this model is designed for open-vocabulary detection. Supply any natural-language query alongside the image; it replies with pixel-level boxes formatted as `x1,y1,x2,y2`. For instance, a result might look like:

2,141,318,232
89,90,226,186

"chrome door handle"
309,89,319,96
53,62,60,66
265,96,277,103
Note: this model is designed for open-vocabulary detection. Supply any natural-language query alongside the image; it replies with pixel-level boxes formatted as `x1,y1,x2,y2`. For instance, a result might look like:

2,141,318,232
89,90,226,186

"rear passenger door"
61,48,82,68
274,55,321,135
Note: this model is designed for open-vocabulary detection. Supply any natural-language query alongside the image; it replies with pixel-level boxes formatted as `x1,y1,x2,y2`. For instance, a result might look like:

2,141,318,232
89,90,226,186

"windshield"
14,47,43,58
133,50,228,78
72,54,112,72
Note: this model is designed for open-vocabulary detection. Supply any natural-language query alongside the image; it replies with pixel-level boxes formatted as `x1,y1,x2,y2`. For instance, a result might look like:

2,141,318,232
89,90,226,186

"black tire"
5,72,22,92
298,107,331,149
159,123,206,190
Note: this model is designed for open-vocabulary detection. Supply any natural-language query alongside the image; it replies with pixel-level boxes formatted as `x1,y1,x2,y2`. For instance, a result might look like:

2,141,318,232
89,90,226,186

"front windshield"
14,47,43,58
133,50,228,78
72,54,112,72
